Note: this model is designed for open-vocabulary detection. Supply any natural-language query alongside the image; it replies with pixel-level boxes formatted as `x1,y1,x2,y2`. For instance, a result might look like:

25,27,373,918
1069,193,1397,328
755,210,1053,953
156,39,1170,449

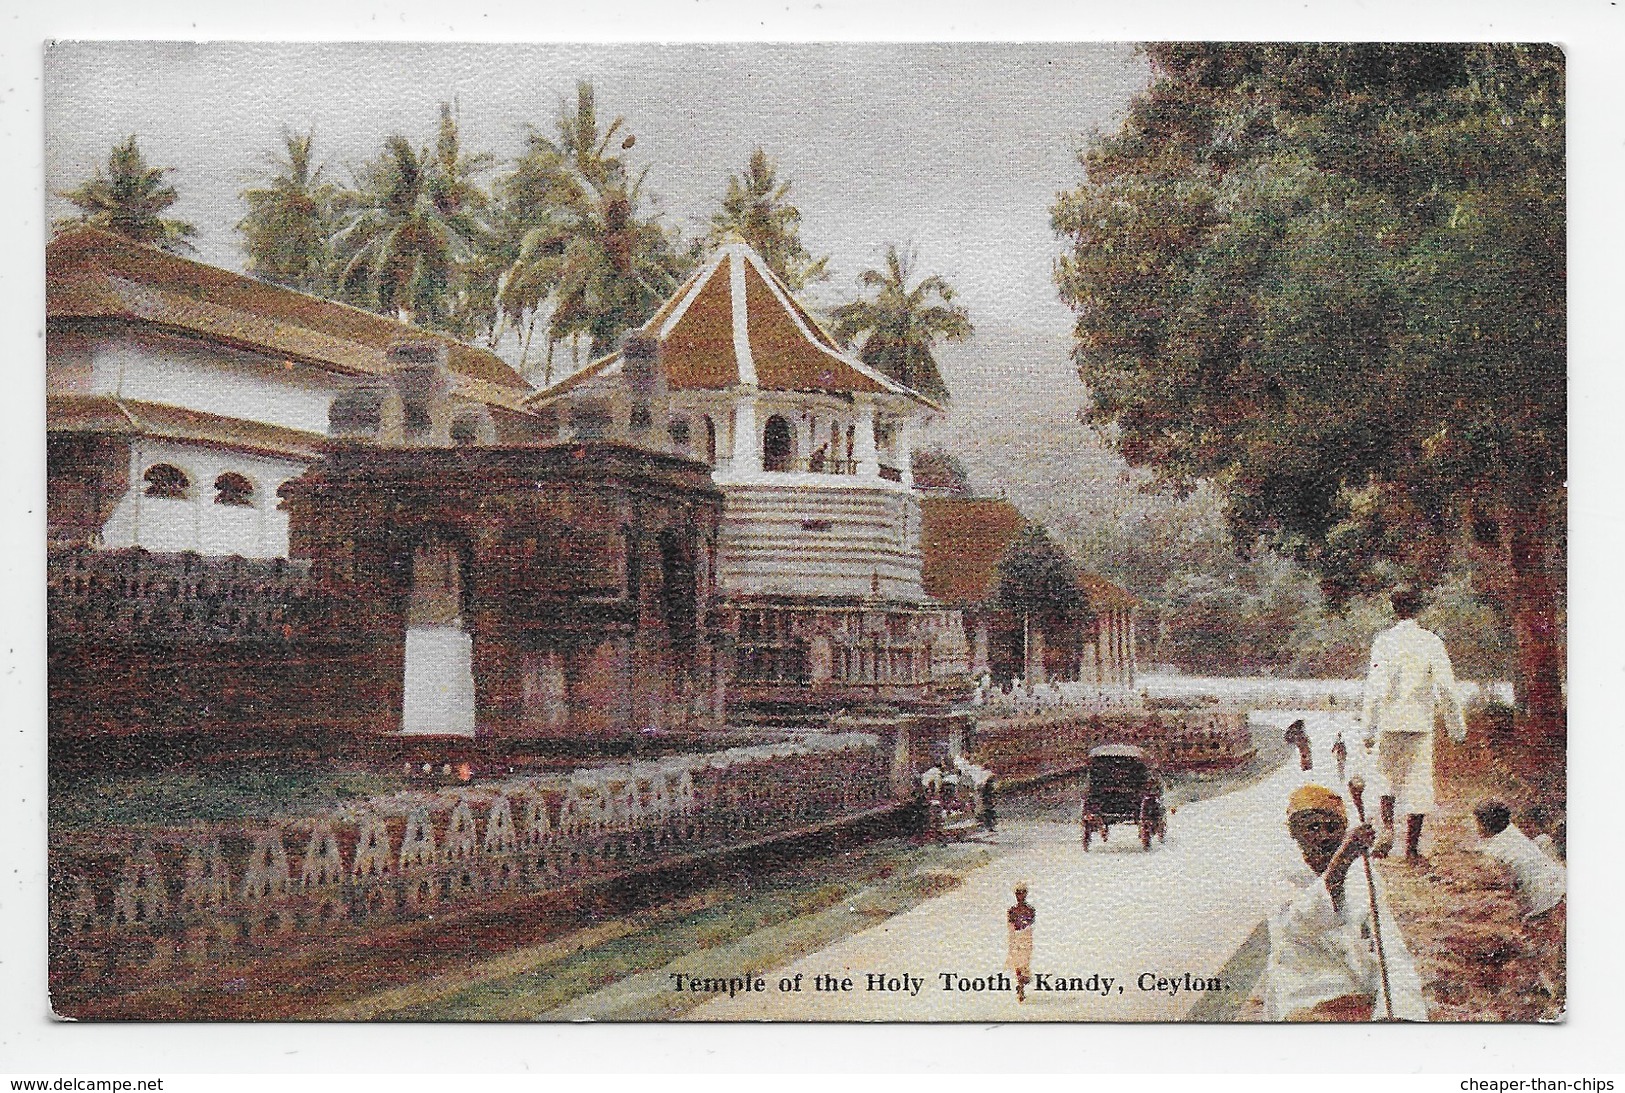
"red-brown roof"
1075,571,1139,611
533,240,940,409
47,228,534,412
47,394,327,460
920,495,1139,610
920,496,1026,607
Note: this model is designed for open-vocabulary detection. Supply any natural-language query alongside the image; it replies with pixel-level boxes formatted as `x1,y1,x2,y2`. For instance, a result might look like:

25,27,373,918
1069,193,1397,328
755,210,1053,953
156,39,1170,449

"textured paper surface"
41,40,1566,1026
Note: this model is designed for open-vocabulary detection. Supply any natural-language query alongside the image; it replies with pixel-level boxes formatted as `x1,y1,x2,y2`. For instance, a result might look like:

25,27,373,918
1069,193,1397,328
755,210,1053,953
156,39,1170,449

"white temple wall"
717,482,926,601
64,330,338,436
101,438,305,558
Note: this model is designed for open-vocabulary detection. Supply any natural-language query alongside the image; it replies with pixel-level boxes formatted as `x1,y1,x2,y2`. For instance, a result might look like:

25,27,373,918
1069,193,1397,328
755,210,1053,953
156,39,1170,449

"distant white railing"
968,674,1514,717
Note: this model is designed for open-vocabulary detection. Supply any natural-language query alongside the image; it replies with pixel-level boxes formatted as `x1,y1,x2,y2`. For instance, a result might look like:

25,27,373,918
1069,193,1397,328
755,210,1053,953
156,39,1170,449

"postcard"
42,41,1565,1023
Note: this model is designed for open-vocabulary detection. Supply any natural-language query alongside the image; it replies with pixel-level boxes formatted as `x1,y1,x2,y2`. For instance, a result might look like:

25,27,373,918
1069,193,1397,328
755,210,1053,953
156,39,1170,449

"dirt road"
687,711,1342,1021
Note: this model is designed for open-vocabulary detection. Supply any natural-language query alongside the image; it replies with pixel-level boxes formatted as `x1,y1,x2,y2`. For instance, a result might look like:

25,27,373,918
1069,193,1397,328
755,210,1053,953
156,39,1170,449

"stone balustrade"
48,547,336,645
48,735,889,992
969,708,1253,785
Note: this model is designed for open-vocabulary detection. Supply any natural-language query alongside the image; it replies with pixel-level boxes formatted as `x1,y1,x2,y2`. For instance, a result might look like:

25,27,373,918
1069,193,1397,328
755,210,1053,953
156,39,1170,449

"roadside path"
687,711,1345,1020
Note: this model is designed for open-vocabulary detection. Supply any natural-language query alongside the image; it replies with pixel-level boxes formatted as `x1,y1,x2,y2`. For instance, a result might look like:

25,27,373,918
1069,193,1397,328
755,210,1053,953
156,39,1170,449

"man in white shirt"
1361,585,1468,860
1263,784,1430,1021
1474,800,1566,919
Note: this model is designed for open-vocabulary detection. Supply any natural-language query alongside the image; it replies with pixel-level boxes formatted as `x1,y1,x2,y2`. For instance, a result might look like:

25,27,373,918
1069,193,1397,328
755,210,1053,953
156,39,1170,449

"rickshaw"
1079,744,1167,850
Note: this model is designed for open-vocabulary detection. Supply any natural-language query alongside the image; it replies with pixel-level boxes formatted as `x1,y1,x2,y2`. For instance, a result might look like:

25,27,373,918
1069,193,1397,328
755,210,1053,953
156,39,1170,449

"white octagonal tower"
530,240,969,713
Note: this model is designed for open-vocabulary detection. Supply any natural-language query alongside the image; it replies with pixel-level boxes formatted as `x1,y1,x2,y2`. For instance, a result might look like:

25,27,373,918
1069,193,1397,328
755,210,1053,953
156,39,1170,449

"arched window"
143,464,189,500
669,416,692,450
214,473,255,507
703,416,718,466
763,415,794,473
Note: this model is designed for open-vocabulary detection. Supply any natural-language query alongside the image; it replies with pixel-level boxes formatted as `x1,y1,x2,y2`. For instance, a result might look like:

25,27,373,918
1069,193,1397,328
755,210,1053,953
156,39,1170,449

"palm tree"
708,147,828,290
55,135,196,253
495,82,686,380
333,103,493,331
237,130,341,295
829,245,971,404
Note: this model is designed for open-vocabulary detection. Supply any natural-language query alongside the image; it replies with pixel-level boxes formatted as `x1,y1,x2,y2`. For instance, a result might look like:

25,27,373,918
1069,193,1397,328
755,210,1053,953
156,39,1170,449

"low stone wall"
970,708,1252,786
48,547,332,644
48,734,890,1001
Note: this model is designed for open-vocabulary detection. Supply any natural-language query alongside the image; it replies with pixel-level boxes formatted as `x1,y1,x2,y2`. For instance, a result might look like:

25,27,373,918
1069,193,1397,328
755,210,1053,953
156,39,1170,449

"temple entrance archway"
402,535,476,736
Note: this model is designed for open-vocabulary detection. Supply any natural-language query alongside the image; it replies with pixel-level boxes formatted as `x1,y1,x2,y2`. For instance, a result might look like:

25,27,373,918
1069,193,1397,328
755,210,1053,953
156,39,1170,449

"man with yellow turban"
1260,785,1429,1021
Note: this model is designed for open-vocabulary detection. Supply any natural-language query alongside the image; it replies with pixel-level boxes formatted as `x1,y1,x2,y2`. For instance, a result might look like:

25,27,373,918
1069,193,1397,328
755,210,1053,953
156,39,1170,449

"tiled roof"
1075,571,1140,611
48,394,327,460
919,496,1026,606
919,495,1139,610
46,228,535,413
532,240,940,409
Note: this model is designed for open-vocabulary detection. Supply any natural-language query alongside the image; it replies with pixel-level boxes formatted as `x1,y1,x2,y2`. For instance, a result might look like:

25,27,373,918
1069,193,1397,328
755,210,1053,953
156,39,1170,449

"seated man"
1262,785,1429,1021
1474,800,1566,919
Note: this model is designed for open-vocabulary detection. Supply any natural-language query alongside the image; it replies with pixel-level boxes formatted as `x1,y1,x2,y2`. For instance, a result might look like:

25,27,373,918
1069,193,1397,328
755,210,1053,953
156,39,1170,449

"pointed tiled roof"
532,241,941,409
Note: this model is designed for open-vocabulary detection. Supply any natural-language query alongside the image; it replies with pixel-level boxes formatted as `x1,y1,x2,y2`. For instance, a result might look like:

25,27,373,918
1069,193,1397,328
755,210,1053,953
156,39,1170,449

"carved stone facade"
725,598,969,713
532,241,970,712
48,735,892,1011
285,440,725,740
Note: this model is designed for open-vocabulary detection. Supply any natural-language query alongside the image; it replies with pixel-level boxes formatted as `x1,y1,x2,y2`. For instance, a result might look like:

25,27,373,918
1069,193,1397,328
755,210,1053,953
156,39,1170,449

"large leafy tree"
237,130,342,296
1052,44,1564,740
708,147,828,290
55,135,197,253
334,103,495,332
995,522,1085,619
495,82,687,379
830,244,971,404
994,522,1090,681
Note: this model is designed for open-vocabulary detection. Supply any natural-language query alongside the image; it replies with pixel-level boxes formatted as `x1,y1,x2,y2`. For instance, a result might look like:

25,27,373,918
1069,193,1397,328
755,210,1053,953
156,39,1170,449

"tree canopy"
237,130,342,296
495,82,689,375
55,135,197,253
708,148,829,290
1052,44,1564,733
994,522,1086,621
333,103,495,332
830,244,971,405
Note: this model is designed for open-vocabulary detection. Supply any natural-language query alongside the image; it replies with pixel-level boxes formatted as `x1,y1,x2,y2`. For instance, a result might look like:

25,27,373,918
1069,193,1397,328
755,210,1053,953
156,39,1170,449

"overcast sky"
45,41,1150,498
48,45,1143,338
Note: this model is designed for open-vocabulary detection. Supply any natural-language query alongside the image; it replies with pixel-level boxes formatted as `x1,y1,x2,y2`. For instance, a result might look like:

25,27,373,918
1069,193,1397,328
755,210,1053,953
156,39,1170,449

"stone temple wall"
970,708,1254,786
48,734,891,1008
48,547,367,746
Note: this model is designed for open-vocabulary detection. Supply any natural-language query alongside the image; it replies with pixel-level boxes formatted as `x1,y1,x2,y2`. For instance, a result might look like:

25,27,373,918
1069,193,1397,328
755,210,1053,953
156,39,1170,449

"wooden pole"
1348,776,1395,1020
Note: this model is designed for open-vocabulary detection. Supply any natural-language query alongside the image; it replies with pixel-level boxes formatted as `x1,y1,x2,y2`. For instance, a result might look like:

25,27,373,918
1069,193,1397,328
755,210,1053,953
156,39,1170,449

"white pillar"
192,471,208,553
732,390,761,473
855,396,879,478
797,414,814,471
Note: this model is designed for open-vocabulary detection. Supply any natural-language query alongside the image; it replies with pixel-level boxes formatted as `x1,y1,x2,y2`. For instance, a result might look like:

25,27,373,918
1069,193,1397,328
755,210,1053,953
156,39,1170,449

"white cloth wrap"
1262,863,1430,1022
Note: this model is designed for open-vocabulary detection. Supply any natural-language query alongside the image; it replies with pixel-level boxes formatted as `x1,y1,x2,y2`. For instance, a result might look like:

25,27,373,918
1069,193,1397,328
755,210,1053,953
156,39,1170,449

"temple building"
919,495,1138,687
45,228,540,558
45,229,722,747
530,239,970,711
283,347,725,742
